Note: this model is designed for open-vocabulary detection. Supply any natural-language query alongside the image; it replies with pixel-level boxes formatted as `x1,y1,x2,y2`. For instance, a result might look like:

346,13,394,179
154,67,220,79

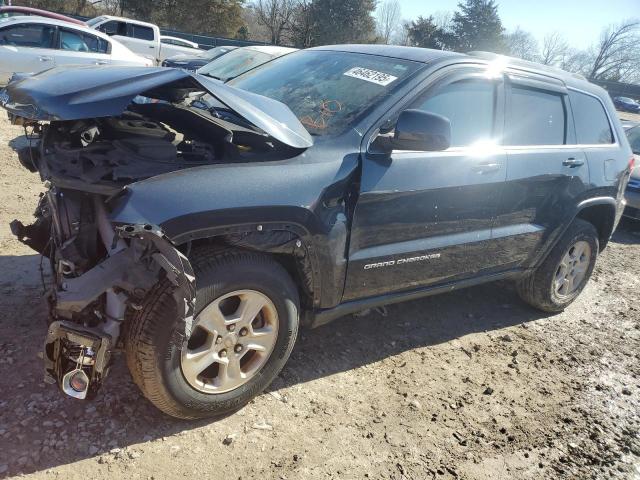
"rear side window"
413,80,495,147
59,29,109,53
570,91,614,144
0,24,54,48
128,24,154,41
506,86,566,145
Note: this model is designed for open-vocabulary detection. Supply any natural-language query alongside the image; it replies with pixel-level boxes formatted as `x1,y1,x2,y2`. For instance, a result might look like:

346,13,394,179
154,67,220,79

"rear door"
0,23,56,83
491,74,589,268
344,67,507,301
54,27,111,67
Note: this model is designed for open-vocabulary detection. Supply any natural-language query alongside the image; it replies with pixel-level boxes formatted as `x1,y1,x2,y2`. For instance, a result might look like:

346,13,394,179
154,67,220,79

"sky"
390,0,639,50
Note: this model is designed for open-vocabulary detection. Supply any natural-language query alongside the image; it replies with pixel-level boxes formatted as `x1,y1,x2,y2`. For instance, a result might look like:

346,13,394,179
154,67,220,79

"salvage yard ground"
0,114,638,480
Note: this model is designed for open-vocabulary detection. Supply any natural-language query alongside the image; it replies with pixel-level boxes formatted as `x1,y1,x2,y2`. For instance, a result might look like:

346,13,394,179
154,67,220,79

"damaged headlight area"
13,188,195,400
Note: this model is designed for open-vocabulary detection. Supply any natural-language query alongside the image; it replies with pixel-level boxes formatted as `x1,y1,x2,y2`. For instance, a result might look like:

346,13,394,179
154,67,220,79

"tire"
125,248,299,419
516,219,599,313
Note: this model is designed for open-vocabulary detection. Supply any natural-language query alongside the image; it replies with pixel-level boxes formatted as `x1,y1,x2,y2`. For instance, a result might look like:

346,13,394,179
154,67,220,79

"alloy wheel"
554,240,591,298
181,289,279,394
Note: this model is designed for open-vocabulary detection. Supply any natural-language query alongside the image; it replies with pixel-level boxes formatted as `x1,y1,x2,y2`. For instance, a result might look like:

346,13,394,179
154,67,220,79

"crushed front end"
2,65,310,402
13,182,195,399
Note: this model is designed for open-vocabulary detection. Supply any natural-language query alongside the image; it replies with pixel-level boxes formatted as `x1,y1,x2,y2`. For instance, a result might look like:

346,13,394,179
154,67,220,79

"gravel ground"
0,114,638,480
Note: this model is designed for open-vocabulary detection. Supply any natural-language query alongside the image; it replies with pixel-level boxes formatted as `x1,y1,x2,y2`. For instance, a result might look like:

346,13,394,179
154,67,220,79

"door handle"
563,157,584,167
38,55,52,62
94,60,109,65
149,45,155,48
472,162,500,173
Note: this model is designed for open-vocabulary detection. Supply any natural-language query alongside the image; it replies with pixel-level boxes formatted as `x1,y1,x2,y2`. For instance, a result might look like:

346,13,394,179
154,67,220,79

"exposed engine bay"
6,71,308,400
16,95,298,195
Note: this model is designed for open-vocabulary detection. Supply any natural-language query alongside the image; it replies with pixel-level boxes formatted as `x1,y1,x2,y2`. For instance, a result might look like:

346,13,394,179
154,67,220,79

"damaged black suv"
4,45,632,419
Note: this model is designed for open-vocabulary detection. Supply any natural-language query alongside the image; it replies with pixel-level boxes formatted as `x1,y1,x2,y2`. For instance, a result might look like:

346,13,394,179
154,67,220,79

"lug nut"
239,327,248,337
227,324,235,332
219,349,227,358
234,344,243,353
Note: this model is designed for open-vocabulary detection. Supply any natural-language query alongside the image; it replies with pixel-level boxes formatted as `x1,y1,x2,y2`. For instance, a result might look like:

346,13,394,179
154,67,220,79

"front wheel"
125,249,299,419
516,219,599,313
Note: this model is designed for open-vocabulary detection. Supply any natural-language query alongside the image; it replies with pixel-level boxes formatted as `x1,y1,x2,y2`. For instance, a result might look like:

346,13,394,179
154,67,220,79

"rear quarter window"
569,91,614,144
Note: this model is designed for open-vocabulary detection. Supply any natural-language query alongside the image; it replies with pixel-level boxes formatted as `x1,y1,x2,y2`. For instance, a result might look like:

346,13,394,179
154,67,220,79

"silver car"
0,16,152,85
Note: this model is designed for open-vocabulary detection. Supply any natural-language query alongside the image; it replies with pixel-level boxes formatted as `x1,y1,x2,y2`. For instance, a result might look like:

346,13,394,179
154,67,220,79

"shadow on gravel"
0,251,554,477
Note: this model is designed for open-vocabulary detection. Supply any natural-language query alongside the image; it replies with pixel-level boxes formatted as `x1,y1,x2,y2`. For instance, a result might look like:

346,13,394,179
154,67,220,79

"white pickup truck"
86,15,202,65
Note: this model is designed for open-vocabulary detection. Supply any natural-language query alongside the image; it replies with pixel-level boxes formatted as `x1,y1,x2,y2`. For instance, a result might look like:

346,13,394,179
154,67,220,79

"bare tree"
254,0,297,45
540,31,569,66
587,19,640,80
505,27,539,61
376,0,401,44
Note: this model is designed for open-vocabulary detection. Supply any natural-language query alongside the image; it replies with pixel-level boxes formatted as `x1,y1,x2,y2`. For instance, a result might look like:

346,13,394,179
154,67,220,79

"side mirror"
392,109,451,152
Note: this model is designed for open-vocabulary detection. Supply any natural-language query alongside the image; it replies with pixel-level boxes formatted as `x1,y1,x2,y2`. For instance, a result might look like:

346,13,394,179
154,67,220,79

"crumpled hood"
0,65,312,149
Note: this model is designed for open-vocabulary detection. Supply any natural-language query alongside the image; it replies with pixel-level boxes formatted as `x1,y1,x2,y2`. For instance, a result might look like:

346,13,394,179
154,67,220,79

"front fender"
109,156,359,308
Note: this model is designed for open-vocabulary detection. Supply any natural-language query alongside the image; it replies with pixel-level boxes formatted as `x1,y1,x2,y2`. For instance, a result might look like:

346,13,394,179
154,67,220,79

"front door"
344,70,507,301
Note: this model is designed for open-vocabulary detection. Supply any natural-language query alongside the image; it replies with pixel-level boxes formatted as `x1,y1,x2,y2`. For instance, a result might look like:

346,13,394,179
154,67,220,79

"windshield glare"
229,50,422,136
203,46,234,60
198,48,273,81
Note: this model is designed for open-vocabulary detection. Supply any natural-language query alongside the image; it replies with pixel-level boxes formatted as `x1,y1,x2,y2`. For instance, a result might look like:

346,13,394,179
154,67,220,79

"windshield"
198,48,274,82
229,50,422,136
86,16,106,27
627,125,640,154
203,46,235,60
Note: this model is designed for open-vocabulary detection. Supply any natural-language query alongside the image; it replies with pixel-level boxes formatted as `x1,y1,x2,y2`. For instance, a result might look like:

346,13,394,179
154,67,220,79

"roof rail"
467,51,587,82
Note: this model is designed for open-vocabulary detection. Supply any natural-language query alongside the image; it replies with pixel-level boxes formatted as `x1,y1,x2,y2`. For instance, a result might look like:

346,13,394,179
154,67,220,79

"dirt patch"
0,115,638,480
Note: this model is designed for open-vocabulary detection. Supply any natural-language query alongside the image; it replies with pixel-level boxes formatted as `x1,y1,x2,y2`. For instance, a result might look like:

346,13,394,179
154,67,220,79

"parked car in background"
160,35,199,50
613,96,640,113
162,45,237,71
0,6,85,25
87,15,201,65
623,123,640,220
197,45,296,81
0,16,151,85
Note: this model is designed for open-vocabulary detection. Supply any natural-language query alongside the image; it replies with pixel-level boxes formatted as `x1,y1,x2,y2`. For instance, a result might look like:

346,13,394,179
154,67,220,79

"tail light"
630,156,635,171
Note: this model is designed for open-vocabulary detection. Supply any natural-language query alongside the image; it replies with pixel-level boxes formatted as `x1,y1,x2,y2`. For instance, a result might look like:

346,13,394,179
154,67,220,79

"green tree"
308,0,376,45
451,0,505,53
235,24,250,40
155,0,245,37
406,15,455,50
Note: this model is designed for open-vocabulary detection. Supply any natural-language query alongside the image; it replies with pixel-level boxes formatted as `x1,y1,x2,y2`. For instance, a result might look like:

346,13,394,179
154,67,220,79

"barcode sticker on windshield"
344,67,398,86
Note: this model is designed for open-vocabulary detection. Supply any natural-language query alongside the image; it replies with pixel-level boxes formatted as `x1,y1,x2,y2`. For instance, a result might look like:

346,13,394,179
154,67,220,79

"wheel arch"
186,225,320,312
575,197,617,251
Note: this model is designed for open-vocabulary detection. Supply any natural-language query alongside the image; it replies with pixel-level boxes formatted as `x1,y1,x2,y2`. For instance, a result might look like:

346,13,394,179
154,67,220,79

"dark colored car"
613,96,640,113
2,45,633,419
623,124,640,219
161,45,237,71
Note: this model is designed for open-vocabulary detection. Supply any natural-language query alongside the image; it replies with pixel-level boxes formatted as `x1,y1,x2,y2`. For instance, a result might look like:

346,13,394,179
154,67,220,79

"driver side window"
411,80,496,148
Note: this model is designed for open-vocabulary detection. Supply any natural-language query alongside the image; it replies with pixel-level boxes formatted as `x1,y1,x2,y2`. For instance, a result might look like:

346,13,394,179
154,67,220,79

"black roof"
309,44,602,94
308,44,464,63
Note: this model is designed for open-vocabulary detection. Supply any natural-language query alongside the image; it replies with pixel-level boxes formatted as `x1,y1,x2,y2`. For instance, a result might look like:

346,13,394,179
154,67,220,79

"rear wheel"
516,219,598,312
125,249,299,419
